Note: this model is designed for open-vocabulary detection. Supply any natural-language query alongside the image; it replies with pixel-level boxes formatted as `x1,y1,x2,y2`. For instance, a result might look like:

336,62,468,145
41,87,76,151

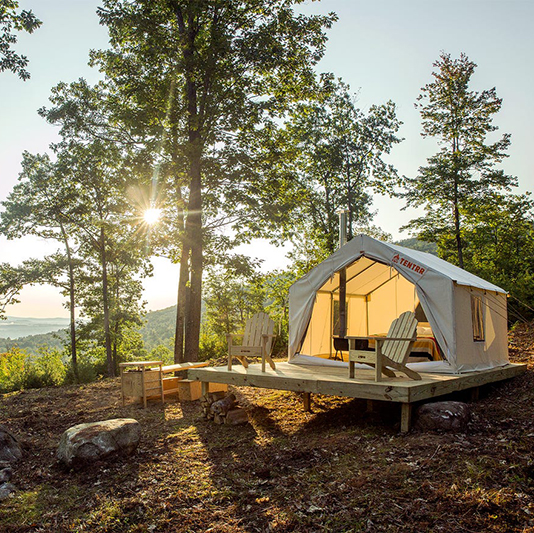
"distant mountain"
140,305,176,352
0,316,70,339
0,329,68,354
0,307,177,355
395,238,438,256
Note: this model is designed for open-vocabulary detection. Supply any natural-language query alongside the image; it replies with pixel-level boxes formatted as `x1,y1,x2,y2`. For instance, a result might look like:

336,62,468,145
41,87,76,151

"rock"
224,408,249,425
0,425,23,463
57,418,140,469
0,467,13,483
415,401,470,432
0,483,17,500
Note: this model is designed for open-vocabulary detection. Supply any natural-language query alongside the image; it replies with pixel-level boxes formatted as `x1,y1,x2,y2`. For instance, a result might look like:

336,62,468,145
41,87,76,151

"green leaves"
0,0,41,80
275,75,402,258
404,52,515,269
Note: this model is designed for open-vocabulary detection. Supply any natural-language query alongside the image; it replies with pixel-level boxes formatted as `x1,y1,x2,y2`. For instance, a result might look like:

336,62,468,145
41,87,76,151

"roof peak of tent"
339,234,506,294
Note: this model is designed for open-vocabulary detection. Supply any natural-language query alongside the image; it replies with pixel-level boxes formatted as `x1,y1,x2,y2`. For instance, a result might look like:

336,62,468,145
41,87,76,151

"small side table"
120,360,163,408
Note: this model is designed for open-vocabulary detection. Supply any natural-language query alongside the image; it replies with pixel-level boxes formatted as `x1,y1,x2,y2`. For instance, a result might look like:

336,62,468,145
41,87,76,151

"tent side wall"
453,285,509,371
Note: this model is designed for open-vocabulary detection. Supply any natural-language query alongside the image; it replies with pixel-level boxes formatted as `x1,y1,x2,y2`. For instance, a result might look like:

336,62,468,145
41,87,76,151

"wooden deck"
188,362,527,432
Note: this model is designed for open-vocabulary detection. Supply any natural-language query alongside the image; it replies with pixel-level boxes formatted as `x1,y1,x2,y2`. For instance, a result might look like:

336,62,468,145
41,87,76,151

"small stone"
0,483,17,500
415,401,470,432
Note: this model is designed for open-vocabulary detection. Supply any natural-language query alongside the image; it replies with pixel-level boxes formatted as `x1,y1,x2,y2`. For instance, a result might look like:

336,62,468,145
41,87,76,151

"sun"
144,208,162,225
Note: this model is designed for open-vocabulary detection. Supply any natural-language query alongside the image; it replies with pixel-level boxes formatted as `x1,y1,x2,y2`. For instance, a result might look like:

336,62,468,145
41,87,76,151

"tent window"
333,299,340,336
332,299,348,336
471,295,485,342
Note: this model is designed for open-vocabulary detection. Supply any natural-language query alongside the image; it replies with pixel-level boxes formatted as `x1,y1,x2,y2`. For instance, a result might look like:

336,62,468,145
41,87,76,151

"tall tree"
44,0,336,363
403,52,514,268
0,152,81,378
0,0,41,79
280,76,401,261
459,192,534,320
55,139,151,377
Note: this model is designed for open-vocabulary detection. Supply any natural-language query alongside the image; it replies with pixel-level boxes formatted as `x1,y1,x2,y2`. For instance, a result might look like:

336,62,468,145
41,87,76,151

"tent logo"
392,254,425,275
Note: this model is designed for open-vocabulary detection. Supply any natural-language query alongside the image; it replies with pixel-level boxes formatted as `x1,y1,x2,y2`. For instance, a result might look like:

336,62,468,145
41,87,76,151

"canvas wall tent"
288,234,509,373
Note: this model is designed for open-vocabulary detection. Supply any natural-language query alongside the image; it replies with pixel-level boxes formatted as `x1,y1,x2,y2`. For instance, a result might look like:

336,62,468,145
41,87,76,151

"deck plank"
188,362,526,404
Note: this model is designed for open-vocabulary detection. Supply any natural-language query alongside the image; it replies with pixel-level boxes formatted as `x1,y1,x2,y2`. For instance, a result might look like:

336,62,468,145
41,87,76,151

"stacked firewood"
200,392,249,425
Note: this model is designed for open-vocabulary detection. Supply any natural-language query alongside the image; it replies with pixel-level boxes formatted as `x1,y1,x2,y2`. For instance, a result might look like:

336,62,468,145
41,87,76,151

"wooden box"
177,380,228,401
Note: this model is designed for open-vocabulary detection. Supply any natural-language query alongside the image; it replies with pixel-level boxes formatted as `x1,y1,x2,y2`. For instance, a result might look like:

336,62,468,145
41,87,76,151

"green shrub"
0,347,28,393
198,330,226,361
149,344,174,364
33,347,67,387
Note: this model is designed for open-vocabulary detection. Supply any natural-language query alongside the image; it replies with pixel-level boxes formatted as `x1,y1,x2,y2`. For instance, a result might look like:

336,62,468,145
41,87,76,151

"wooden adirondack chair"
227,312,276,372
347,311,421,382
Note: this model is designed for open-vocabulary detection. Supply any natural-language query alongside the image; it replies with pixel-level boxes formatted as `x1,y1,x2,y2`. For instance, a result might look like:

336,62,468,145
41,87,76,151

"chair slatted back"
382,311,418,364
243,312,275,354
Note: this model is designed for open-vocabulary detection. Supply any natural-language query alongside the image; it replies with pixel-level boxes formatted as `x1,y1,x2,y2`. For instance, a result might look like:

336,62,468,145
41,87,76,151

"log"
224,408,249,426
210,393,236,416
202,391,227,407
213,414,225,425
208,391,227,405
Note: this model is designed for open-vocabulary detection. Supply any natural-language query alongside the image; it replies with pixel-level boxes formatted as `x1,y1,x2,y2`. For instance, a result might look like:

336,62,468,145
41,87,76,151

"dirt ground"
1,324,533,533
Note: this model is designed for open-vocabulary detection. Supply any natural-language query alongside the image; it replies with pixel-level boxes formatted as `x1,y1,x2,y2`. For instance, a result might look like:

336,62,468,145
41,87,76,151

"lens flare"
144,208,161,225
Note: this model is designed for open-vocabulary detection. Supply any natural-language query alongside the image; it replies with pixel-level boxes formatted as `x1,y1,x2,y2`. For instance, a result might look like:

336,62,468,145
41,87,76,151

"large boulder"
415,401,471,432
0,425,23,463
57,418,140,468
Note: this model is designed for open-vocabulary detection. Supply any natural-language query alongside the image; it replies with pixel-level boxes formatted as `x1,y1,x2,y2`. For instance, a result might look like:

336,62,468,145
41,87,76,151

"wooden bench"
120,361,220,407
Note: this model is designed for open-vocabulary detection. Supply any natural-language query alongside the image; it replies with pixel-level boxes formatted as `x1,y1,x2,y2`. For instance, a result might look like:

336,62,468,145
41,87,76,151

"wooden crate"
177,380,228,401
120,363,164,407
147,376,182,400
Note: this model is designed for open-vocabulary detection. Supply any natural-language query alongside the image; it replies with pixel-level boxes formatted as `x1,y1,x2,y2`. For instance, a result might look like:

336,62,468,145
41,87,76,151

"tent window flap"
471,294,485,342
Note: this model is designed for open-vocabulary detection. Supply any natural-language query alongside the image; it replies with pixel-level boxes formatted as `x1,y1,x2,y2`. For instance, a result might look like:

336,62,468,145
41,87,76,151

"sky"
1,0,533,317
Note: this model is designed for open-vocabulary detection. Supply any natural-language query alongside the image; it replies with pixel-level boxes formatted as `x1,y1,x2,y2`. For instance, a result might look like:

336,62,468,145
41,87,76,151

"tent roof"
384,239,506,293
299,234,506,294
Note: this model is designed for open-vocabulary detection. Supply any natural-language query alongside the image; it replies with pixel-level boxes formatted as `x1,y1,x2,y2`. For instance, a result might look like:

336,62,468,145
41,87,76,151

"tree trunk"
184,154,202,362
60,223,78,382
67,259,78,381
452,142,464,269
100,227,114,377
454,200,463,269
112,338,118,375
173,3,203,362
174,242,189,363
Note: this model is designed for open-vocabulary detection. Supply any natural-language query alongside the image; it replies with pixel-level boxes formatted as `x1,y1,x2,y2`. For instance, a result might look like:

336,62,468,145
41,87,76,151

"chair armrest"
376,337,417,342
347,336,416,341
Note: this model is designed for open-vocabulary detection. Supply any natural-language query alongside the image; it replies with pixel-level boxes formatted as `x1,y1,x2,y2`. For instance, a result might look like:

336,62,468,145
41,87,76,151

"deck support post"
302,392,312,412
201,382,209,397
400,403,412,433
470,387,480,401
366,400,374,413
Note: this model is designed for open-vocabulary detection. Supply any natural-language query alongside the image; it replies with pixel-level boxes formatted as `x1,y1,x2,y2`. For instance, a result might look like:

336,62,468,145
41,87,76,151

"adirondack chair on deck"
227,312,276,372
347,311,421,382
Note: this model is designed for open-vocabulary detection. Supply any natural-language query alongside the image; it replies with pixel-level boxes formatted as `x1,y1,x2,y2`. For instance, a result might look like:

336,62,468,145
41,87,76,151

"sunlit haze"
1,0,533,317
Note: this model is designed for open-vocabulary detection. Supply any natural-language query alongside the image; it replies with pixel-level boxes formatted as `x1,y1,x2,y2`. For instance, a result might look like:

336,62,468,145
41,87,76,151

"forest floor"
1,324,533,533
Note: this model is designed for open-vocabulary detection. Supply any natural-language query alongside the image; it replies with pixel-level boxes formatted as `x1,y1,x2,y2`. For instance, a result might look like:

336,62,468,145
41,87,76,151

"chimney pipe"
337,209,348,249
336,209,348,339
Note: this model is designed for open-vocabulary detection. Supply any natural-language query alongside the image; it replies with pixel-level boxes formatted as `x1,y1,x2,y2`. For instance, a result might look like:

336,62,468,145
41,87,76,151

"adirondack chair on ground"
347,311,421,382
227,312,276,372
